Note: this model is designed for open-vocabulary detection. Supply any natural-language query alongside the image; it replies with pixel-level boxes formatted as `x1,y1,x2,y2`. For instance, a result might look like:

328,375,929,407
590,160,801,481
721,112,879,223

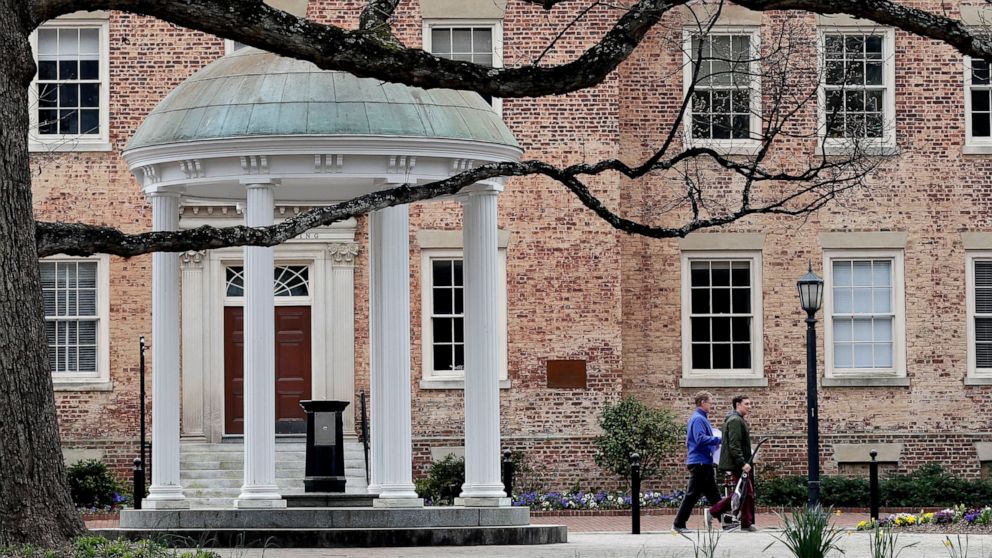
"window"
225,265,310,298
966,253,992,379
819,29,896,150
683,29,760,146
41,256,110,387
423,21,503,112
965,56,992,151
823,250,906,378
30,19,110,151
680,252,764,379
419,248,507,387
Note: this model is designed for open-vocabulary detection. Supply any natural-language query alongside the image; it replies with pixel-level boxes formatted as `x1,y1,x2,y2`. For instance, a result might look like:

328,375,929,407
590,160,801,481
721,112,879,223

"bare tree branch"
358,0,403,46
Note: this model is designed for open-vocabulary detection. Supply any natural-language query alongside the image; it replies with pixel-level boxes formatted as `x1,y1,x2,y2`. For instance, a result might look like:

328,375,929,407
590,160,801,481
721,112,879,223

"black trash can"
299,400,350,493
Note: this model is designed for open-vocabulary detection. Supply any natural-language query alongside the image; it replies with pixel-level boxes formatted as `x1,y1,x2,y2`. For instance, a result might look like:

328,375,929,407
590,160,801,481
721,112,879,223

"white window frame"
423,19,503,116
43,254,111,389
682,26,762,155
816,27,897,153
822,249,906,379
419,247,508,388
28,18,111,152
222,262,314,307
966,252,992,380
680,250,764,381
964,56,992,153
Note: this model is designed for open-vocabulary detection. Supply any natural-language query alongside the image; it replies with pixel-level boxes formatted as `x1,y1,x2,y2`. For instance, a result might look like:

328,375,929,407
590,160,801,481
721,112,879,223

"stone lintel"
833,443,903,463
678,232,765,251
820,231,907,250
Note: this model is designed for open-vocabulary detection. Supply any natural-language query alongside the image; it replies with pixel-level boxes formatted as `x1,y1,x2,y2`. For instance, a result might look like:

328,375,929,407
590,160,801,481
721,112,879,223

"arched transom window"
225,265,310,297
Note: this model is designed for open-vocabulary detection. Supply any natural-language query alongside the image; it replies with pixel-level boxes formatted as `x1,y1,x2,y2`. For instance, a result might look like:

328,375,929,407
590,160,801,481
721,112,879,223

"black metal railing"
359,390,370,485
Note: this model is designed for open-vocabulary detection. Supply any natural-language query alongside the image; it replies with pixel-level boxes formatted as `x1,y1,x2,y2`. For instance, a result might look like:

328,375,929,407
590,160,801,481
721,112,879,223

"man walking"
672,391,722,533
706,394,756,531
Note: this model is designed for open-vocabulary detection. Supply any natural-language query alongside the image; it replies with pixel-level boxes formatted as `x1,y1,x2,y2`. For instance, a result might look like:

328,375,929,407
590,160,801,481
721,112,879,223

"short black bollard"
132,457,144,510
502,449,514,498
869,449,879,521
630,452,641,535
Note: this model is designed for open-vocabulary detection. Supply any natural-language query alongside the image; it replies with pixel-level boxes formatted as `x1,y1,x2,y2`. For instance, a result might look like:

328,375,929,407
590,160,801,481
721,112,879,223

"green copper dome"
128,47,518,150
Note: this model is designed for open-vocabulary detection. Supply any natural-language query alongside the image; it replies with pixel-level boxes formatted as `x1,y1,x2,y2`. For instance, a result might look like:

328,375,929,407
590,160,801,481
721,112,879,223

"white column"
180,250,206,438
457,186,510,507
235,179,286,508
145,190,188,509
367,225,383,495
370,205,423,508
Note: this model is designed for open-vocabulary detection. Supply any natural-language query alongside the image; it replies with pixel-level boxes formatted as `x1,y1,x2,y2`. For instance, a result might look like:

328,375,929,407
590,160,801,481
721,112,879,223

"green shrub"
593,396,684,481
757,464,992,508
765,506,844,558
66,460,120,509
414,453,465,505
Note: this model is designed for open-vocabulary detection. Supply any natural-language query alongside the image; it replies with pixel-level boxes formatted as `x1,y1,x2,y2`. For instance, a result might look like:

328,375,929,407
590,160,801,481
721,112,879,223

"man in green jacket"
705,394,756,531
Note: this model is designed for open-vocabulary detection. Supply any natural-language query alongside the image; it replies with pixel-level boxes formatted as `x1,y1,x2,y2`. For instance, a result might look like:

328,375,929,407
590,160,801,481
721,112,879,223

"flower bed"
512,490,683,511
855,505,992,531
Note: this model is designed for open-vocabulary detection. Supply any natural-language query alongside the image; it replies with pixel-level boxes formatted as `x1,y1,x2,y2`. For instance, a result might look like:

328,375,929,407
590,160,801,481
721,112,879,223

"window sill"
420,378,512,390
686,140,762,156
679,376,768,388
53,380,113,392
822,376,909,387
962,144,992,155
965,376,992,386
30,140,113,153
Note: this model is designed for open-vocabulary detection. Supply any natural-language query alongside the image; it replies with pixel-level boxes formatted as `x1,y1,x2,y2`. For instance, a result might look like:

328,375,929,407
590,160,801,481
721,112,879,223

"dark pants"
673,464,721,528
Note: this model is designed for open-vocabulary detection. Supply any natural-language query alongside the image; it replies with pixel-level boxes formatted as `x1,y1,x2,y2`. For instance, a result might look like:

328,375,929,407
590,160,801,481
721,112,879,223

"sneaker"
722,522,740,532
703,508,715,527
672,526,691,534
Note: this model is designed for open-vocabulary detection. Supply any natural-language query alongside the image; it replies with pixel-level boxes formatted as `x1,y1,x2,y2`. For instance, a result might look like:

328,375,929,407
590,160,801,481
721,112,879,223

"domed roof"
127,47,518,150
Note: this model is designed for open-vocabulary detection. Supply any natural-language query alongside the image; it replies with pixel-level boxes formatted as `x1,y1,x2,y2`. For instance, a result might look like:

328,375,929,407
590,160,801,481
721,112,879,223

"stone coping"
529,507,949,517
120,506,530,529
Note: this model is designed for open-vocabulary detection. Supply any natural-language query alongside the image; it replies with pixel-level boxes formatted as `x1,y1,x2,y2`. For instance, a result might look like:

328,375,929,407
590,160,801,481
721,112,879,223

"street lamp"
797,265,824,509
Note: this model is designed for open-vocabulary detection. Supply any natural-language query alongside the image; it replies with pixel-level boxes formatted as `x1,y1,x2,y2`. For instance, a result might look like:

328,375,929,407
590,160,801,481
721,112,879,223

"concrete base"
373,497,424,508
142,499,190,510
108,506,565,547
285,493,377,507
94,525,567,547
454,497,512,507
233,499,287,509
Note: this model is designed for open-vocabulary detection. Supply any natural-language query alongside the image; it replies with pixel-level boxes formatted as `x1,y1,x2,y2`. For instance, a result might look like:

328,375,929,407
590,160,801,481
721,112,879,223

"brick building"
32,0,992,502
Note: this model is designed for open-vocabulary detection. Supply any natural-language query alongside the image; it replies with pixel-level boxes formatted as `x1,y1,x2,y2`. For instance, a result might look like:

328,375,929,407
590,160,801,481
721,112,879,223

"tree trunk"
0,0,86,546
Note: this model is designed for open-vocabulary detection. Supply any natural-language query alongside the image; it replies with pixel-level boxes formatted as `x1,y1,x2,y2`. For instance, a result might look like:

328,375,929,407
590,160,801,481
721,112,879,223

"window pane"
432,260,452,287
712,317,730,342
874,342,893,367
873,287,891,313
80,59,99,80
691,317,710,342
852,318,873,342
78,289,96,315
692,343,711,369
976,317,992,342
78,262,97,287
453,287,463,314
453,344,464,369
432,288,452,315
60,60,79,81
854,343,874,367
852,287,872,312
38,61,57,81
977,342,992,368
712,288,730,313
973,90,991,113
60,109,79,134
974,113,992,137
431,29,450,55
690,261,710,286
732,343,751,369
433,317,452,343
834,342,853,368
865,62,883,85
731,288,750,314
691,288,710,314
452,260,463,286
80,84,99,107
452,28,472,52
731,261,750,286
473,29,492,53
731,317,750,342
874,318,892,342
865,35,883,57
852,260,873,285
434,344,452,372
711,262,730,286
79,28,99,55
39,28,58,55
834,319,852,342
79,346,97,372
452,317,463,342
79,320,96,344
712,344,732,368
58,28,79,55
833,261,852,286
974,60,991,85
979,261,992,287
977,288,992,314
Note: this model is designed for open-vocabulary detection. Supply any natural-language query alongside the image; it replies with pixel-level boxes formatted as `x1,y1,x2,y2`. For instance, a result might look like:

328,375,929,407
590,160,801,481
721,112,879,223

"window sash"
429,258,465,374
827,256,900,372
818,30,894,146
687,259,754,371
687,32,756,141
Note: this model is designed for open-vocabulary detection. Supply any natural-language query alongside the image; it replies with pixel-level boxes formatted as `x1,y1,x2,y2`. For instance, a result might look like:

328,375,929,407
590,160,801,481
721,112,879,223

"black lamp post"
797,265,824,509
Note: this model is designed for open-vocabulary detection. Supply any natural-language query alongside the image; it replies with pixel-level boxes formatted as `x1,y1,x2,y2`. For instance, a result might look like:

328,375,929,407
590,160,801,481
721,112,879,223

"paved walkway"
208,532,991,558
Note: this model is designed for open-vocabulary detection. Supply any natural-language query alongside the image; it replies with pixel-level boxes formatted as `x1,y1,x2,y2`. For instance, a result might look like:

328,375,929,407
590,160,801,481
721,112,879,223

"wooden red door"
224,306,313,435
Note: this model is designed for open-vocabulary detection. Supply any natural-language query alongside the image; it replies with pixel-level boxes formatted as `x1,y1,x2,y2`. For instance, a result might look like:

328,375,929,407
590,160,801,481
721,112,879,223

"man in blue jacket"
672,391,722,533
